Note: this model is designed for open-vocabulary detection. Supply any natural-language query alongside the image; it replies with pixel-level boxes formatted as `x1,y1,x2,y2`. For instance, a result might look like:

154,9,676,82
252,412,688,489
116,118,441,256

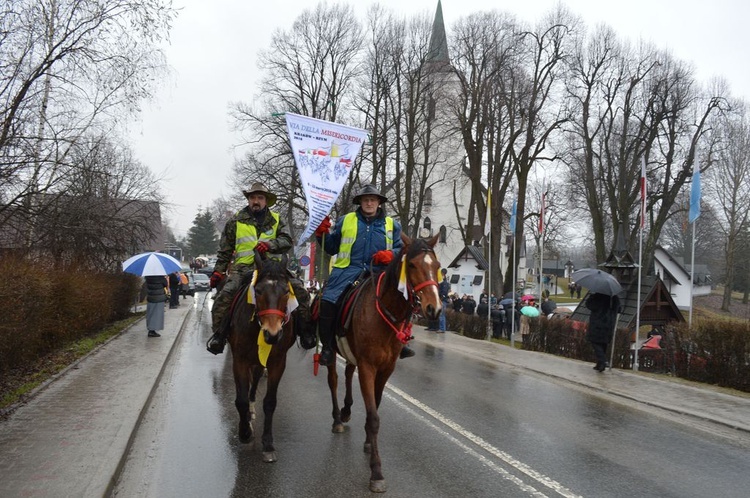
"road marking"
386,384,582,498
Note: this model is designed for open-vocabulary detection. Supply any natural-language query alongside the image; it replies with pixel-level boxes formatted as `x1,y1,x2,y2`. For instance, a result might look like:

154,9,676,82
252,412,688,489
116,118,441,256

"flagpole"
633,159,648,372
511,235,516,347
486,192,492,340
689,219,696,328
538,188,545,298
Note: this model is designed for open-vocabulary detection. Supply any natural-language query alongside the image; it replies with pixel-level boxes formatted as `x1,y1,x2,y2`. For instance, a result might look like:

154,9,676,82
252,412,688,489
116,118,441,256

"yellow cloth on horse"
257,331,272,366
397,254,408,300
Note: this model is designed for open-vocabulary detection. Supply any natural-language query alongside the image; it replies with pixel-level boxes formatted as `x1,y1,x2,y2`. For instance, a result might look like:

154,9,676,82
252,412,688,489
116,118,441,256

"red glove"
255,241,270,254
314,216,331,237
372,250,394,265
209,271,224,288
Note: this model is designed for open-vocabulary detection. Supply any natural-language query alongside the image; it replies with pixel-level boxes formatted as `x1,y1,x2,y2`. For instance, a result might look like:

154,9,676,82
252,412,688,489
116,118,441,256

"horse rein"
374,248,439,343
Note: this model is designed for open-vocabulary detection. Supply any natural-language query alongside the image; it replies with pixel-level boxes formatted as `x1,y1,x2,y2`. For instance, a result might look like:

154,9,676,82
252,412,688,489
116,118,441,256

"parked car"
193,273,210,291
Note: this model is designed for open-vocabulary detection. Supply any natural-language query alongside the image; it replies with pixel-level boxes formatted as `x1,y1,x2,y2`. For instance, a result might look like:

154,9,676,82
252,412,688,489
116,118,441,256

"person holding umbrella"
206,182,316,355
585,293,622,372
144,275,168,337
123,252,183,338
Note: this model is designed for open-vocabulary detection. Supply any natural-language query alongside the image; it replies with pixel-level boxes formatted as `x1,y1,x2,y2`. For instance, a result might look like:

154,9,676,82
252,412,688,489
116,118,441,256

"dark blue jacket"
320,208,402,304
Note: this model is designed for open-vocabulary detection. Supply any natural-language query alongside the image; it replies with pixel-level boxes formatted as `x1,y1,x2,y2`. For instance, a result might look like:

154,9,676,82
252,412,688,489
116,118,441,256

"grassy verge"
0,313,144,411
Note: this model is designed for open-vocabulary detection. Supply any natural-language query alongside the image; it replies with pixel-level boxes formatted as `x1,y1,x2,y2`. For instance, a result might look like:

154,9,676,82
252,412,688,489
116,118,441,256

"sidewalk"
2,313,750,497
0,301,193,498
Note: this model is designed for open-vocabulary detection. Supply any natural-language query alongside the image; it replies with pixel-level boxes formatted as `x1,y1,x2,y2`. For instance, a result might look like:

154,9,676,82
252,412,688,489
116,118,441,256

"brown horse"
227,251,296,462
324,234,442,492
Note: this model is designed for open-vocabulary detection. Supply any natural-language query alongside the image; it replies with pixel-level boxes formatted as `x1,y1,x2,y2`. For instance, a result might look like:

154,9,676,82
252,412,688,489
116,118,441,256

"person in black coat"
585,292,621,372
144,276,167,337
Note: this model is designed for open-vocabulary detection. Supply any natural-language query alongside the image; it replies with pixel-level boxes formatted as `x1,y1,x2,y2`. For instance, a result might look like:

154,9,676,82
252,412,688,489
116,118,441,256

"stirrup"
318,348,335,366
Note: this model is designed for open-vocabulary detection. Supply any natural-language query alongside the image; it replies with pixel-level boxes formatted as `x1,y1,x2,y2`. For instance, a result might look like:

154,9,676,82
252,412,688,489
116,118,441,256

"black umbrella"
570,269,623,296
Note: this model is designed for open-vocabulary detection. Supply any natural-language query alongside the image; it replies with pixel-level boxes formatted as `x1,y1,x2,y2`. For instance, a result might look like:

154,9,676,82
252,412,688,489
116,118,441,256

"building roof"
570,274,685,329
426,0,451,70
446,245,489,271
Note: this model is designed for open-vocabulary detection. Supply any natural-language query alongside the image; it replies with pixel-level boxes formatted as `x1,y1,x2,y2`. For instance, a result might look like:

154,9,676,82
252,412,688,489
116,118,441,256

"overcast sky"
127,0,750,238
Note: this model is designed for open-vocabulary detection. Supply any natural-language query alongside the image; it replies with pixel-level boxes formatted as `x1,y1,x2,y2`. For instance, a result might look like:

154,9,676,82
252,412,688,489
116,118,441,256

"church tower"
419,0,475,273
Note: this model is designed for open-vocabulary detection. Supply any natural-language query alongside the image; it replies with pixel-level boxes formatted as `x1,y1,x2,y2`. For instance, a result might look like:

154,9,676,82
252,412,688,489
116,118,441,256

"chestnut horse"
323,234,442,492
227,252,296,462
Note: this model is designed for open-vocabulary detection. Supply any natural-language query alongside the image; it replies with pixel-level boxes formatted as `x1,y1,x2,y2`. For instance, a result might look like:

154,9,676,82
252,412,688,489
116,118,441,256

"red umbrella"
520,294,537,302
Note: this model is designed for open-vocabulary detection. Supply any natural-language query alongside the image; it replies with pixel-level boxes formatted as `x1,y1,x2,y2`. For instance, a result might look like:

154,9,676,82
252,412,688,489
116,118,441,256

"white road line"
386,393,549,497
386,384,582,498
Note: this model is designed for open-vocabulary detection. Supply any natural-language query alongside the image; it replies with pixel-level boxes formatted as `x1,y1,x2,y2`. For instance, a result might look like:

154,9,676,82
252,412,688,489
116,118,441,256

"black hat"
242,182,277,206
352,184,388,205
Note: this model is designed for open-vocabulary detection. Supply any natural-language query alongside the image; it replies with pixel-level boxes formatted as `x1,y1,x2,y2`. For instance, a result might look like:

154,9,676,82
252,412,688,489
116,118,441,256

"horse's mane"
239,257,289,286
382,238,432,284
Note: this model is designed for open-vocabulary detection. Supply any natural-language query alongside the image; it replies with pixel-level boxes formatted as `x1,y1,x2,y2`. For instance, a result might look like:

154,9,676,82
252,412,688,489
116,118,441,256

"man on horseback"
206,182,317,354
313,184,415,366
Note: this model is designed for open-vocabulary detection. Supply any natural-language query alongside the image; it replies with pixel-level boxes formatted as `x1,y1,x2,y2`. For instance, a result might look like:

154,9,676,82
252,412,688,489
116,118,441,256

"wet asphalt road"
113,292,750,497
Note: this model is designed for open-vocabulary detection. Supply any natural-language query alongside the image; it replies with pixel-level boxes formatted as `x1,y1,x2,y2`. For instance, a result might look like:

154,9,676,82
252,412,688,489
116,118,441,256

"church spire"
426,0,450,68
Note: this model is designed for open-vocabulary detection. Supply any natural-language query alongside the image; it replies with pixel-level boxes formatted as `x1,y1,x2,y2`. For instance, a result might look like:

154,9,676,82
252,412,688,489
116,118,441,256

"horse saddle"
310,271,372,338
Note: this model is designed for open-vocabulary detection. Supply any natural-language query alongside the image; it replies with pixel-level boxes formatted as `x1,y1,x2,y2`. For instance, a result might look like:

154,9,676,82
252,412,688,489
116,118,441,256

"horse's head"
253,251,291,345
401,233,443,321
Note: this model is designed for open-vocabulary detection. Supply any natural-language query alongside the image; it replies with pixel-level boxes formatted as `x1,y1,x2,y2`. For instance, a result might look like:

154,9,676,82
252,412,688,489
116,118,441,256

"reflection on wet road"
114,293,750,497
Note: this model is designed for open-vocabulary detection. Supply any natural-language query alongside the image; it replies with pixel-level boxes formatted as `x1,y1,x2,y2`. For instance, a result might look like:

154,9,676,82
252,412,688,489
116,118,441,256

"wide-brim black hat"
352,184,388,205
242,182,277,207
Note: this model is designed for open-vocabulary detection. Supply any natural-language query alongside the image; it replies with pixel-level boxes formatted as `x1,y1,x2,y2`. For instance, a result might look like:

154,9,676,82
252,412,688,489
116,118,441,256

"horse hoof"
369,479,387,493
332,423,345,434
262,451,277,463
341,408,351,423
363,442,372,454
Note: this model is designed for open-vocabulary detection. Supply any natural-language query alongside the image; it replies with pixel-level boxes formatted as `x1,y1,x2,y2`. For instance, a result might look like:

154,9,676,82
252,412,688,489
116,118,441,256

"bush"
0,256,142,374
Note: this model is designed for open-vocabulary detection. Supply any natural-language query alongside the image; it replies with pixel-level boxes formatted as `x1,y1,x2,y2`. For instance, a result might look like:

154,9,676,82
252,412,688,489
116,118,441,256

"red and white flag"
538,188,546,235
640,158,647,229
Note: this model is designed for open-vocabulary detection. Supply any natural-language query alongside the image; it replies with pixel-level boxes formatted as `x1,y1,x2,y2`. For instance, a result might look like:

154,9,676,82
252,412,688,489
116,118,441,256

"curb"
105,306,193,496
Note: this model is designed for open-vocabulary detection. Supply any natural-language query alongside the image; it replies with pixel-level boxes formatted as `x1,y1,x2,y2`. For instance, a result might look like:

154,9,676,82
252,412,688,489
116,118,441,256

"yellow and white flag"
397,255,409,300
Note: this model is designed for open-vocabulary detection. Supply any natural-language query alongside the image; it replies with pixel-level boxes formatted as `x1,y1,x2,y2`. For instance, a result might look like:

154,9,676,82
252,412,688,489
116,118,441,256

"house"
652,246,712,309
444,245,487,303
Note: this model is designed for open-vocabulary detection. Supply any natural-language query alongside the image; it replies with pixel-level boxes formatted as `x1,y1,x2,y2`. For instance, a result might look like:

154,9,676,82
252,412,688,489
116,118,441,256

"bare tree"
230,2,364,241
707,103,750,310
0,0,174,232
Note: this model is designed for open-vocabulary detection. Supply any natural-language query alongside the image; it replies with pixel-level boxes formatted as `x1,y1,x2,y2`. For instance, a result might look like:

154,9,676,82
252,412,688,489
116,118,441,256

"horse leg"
261,359,287,463
248,365,264,421
326,363,345,433
340,363,356,423
357,364,386,493
233,359,253,444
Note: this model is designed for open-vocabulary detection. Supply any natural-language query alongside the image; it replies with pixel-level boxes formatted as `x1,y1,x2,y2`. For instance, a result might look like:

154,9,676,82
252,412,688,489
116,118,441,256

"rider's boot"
399,344,416,359
206,328,227,355
294,294,317,350
317,301,336,366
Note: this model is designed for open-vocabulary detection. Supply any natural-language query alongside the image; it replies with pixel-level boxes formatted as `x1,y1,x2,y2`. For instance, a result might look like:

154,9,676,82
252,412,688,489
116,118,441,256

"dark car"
193,273,210,291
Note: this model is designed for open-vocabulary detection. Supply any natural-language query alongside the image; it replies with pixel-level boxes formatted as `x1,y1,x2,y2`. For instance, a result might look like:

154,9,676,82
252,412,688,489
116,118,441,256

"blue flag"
689,168,701,223
509,199,517,234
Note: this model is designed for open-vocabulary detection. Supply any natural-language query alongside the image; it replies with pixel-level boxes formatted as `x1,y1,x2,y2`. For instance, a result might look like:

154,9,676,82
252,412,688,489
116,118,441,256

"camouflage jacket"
214,206,293,274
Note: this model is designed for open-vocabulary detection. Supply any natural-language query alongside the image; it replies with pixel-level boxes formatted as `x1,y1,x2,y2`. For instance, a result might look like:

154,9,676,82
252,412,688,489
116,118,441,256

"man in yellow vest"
206,182,316,354
314,184,414,366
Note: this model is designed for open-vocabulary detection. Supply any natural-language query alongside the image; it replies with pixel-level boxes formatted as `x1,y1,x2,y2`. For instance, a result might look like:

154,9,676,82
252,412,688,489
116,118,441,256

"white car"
193,273,210,291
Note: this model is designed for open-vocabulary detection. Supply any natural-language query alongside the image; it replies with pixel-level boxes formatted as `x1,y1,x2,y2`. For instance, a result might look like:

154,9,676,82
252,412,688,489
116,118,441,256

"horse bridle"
374,248,439,340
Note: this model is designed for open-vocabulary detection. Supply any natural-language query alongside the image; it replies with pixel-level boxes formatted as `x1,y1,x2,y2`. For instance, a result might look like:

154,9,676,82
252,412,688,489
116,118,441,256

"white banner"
285,113,368,246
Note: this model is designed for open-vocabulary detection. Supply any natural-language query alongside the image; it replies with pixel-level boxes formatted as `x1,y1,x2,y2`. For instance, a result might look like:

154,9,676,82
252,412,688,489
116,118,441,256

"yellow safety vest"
333,212,393,268
235,212,280,266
